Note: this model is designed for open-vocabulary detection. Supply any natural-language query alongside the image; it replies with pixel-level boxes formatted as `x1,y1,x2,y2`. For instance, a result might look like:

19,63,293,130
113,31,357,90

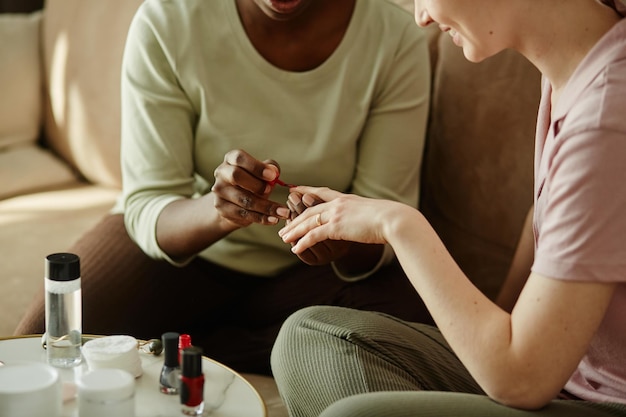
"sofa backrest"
383,2,540,298
421,34,540,298
42,0,143,188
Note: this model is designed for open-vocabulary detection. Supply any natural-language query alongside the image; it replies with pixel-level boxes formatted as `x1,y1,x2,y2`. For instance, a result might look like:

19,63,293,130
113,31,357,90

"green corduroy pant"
271,305,626,417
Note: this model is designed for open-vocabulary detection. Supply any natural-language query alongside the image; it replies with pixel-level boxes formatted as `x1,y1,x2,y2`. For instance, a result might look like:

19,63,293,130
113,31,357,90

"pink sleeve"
533,129,626,283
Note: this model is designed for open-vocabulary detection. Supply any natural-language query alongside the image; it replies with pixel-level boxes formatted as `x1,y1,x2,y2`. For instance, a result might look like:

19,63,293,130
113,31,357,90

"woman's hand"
212,149,291,228
279,186,395,254
285,190,350,265
156,149,291,260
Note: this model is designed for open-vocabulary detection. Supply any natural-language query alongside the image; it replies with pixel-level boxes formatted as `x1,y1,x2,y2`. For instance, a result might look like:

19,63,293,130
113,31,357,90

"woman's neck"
235,0,356,72
515,1,621,98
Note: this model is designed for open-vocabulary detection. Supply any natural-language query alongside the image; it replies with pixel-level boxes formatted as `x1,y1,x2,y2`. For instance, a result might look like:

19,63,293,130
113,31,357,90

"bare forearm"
384,207,508,373
385,206,606,408
156,193,238,260
496,205,534,312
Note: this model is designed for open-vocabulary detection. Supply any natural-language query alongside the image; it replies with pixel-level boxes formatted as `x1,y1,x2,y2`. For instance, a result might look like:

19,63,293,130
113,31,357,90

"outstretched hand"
280,186,393,255
285,189,350,265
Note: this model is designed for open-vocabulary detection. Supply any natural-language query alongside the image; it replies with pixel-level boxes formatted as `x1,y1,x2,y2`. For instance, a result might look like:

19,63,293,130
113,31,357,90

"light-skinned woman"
272,0,626,414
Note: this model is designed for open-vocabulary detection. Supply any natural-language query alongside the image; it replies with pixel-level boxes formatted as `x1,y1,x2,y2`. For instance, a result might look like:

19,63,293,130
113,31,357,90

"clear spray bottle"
44,253,82,368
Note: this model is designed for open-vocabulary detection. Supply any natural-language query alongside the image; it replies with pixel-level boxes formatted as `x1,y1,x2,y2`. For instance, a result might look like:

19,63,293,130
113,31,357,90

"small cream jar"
77,368,135,417
0,362,62,417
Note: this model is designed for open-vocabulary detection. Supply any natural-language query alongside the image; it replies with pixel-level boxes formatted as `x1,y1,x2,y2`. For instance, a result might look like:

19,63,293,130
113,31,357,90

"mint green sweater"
117,0,430,276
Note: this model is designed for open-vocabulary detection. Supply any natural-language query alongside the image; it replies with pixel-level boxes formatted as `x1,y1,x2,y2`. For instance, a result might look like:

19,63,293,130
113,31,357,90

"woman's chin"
461,46,493,64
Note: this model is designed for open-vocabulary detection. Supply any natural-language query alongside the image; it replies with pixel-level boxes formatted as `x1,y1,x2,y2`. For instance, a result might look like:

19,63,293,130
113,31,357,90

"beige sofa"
0,0,541,415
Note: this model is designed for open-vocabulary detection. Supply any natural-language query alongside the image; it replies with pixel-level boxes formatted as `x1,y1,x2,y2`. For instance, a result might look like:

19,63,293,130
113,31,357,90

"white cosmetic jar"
0,361,62,417
77,368,135,417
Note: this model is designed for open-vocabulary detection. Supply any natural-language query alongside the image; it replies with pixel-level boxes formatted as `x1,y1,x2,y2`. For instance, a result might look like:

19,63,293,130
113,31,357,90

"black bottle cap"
181,346,203,378
45,253,80,281
162,332,180,367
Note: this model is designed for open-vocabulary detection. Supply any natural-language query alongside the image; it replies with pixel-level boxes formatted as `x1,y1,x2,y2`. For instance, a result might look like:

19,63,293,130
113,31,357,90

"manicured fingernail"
302,194,316,206
263,167,277,181
276,207,290,218
288,193,301,205
268,216,278,224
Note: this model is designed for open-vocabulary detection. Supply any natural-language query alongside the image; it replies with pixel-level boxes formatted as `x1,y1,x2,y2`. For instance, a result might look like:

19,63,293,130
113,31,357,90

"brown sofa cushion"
43,0,143,188
0,12,42,149
420,34,541,299
0,11,77,199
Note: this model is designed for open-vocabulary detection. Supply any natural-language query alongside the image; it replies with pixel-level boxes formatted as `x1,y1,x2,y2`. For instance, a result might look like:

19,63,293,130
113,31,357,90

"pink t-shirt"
532,18,626,403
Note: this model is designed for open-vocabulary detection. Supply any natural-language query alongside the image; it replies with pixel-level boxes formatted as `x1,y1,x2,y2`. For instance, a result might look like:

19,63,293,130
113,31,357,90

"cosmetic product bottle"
44,253,82,368
178,333,191,364
159,332,180,394
180,347,204,416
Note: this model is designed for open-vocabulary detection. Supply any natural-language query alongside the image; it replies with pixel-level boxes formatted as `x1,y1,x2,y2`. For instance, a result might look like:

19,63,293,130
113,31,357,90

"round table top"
0,335,267,417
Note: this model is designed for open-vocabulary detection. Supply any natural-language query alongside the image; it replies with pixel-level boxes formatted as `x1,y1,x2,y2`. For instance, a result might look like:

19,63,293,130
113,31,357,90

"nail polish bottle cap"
178,334,191,363
178,334,191,350
181,347,203,378
162,332,180,367
45,253,80,281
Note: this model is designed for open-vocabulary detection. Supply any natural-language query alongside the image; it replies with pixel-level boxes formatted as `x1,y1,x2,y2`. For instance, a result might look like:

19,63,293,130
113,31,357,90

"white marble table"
0,336,267,417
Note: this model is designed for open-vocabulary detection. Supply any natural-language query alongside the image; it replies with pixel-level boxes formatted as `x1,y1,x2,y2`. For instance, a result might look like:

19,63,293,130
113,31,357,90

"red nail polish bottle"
180,346,204,416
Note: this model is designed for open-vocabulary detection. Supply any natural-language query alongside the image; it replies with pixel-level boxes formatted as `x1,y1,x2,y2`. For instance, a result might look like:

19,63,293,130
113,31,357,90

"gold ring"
315,213,322,226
